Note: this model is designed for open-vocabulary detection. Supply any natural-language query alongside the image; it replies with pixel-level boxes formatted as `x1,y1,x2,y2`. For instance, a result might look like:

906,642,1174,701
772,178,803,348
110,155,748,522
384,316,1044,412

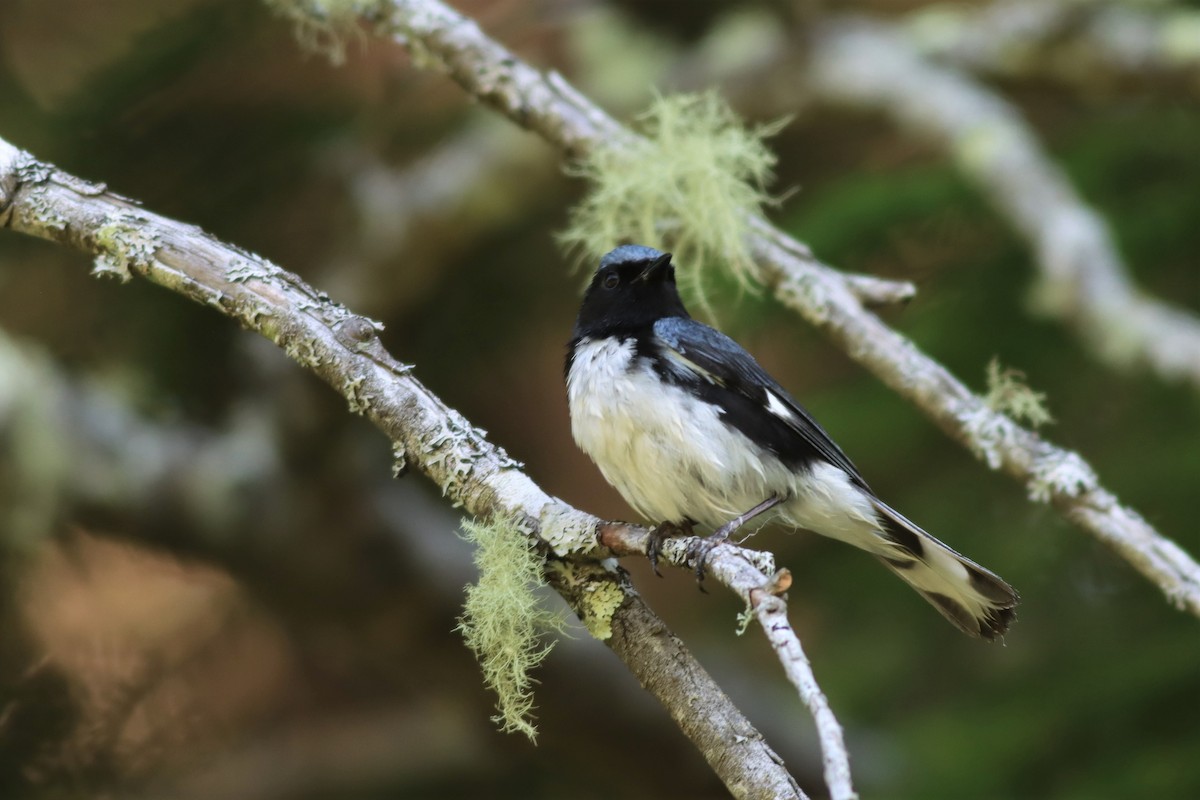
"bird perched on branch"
565,244,1018,639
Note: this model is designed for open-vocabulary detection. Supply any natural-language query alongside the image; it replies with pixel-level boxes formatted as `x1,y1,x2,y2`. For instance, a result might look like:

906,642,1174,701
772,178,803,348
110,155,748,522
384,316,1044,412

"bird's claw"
647,519,694,577
686,533,728,589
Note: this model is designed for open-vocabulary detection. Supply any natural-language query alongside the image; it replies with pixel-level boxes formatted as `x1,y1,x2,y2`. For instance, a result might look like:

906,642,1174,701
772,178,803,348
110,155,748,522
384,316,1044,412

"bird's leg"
690,495,784,583
647,519,694,577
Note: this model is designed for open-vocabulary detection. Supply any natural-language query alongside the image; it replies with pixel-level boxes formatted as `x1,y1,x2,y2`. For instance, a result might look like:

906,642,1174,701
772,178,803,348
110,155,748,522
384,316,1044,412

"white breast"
567,336,798,527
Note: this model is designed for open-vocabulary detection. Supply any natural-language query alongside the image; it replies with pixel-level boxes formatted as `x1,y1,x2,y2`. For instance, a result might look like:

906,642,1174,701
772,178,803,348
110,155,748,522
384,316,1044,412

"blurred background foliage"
1,0,1199,797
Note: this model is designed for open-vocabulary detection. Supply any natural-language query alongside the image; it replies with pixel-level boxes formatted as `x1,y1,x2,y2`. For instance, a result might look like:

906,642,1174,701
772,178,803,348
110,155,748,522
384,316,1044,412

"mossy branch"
0,135,808,800
367,0,1200,626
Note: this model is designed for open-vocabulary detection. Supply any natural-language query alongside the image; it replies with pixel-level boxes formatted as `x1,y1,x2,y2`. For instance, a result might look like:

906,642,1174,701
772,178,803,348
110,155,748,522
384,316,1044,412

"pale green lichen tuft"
559,91,784,313
92,212,160,283
456,515,565,742
264,0,387,64
983,357,1054,428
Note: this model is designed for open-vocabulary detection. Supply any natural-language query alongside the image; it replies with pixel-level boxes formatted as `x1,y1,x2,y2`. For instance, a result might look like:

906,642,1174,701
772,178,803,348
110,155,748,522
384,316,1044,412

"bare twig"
372,0,1200,619
806,17,1200,390
0,136,807,800
602,524,854,800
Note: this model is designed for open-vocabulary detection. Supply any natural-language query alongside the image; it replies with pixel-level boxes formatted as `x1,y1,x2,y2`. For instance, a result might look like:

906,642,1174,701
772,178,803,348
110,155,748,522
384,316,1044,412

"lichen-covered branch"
600,524,855,800
806,16,1200,390
367,0,1200,619
0,136,808,800
905,0,1200,88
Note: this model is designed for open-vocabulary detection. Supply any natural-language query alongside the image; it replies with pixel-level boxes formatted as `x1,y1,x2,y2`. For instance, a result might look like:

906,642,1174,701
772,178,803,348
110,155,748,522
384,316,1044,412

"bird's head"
573,245,689,338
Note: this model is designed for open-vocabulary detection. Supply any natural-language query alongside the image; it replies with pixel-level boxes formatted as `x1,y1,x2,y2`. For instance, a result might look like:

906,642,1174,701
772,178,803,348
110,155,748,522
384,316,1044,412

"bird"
565,244,1018,639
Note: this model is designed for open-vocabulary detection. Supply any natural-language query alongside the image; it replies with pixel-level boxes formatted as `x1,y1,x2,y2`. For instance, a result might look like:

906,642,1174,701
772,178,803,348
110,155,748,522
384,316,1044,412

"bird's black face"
572,245,690,338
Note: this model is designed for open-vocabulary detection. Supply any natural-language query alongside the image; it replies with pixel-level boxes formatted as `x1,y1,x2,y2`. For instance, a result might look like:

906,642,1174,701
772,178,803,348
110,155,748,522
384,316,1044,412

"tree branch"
806,16,1200,390
905,0,1200,89
0,136,815,800
368,0,1200,619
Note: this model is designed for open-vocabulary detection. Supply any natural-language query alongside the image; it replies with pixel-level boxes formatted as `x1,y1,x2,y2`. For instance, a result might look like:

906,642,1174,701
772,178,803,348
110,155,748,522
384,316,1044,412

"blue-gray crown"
599,244,666,268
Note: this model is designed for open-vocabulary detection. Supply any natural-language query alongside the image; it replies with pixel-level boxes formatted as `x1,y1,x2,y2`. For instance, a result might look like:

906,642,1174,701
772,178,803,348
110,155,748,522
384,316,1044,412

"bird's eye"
602,273,620,290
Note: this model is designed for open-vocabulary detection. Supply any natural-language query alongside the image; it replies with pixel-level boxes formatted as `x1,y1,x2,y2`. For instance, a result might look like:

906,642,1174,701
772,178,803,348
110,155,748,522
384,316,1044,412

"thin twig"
375,0,1200,619
0,136,806,800
602,523,856,800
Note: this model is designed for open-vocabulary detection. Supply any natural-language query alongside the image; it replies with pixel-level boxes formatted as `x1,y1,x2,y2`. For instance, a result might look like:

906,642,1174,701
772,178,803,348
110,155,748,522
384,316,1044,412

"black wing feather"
651,316,869,489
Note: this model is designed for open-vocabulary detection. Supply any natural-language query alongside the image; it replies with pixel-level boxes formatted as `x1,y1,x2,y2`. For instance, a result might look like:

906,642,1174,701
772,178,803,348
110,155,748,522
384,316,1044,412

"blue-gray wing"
652,316,868,488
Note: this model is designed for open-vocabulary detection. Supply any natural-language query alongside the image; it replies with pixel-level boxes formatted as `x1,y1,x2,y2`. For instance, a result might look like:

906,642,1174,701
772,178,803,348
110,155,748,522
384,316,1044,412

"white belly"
567,337,796,527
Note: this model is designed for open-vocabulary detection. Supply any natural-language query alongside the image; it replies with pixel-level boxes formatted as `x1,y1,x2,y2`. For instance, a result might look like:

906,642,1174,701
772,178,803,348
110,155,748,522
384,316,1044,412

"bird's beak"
635,252,673,283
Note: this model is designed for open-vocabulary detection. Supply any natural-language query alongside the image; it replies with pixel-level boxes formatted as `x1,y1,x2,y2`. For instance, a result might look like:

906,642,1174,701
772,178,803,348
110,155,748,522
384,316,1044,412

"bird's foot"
686,529,731,588
689,495,785,585
647,519,694,577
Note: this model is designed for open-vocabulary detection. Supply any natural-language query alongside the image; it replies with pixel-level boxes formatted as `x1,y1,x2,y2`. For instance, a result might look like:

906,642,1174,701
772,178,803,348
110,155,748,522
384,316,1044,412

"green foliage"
560,91,784,312
984,357,1054,428
456,515,564,742
264,0,385,64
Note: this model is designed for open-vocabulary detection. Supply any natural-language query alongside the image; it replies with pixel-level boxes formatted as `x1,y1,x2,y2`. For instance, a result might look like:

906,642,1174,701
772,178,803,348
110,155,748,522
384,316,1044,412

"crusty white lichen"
12,151,52,185
226,259,260,284
281,334,323,369
484,471,594,557
265,0,388,64
92,211,160,283
23,194,68,236
424,409,522,507
391,442,408,477
777,271,833,326
1027,451,1098,503
961,403,1018,471
456,514,564,742
537,503,599,557
344,374,371,415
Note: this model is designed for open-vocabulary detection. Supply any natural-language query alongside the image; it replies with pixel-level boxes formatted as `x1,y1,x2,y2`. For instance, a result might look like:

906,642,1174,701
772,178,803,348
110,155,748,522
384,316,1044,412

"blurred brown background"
2,0,1199,797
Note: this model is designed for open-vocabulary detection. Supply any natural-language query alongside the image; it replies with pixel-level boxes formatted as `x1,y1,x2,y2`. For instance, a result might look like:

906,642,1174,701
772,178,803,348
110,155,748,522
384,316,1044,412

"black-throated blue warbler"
565,244,1017,639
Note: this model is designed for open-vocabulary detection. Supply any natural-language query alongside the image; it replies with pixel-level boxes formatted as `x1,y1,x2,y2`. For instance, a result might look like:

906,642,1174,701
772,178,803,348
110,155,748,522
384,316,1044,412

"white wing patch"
765,390,796,422
662,347,725,386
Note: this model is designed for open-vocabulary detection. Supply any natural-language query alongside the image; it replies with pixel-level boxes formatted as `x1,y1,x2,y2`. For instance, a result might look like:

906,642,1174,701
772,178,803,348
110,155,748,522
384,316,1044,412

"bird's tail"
871,500,1018,640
